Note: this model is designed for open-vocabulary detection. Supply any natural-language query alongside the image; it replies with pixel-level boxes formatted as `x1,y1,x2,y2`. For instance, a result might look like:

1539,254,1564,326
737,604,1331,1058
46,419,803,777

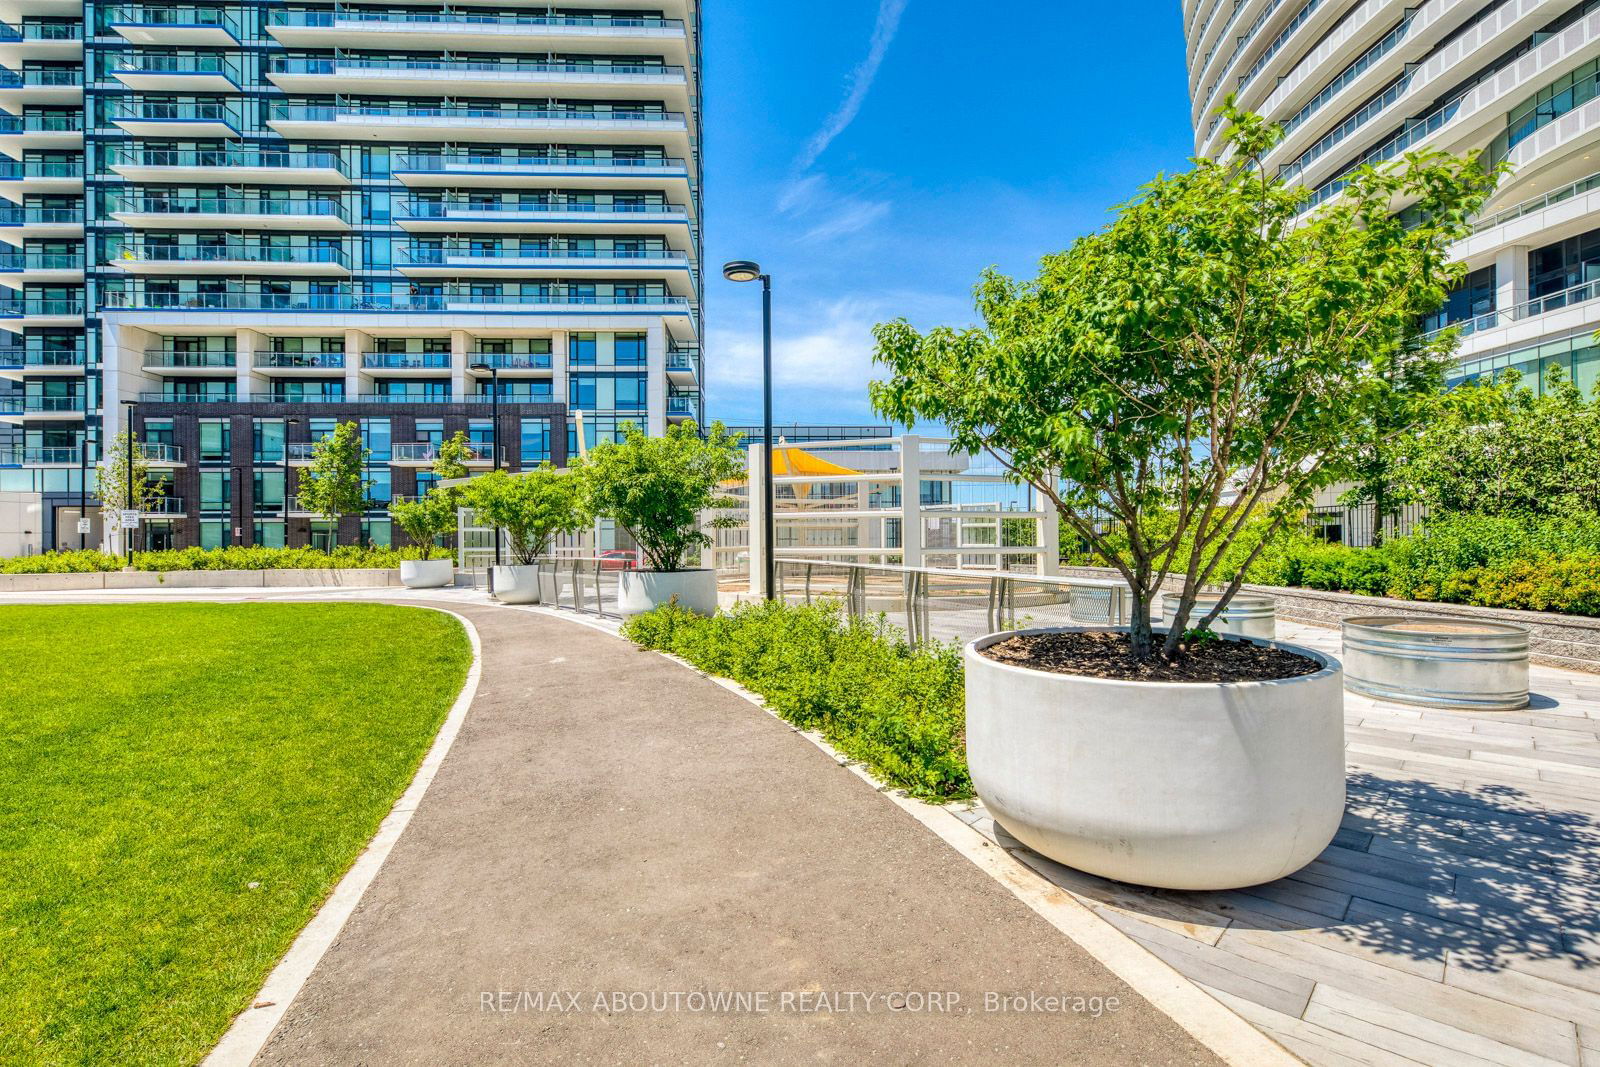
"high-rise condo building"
1182,0,1600,397
0,0,701,553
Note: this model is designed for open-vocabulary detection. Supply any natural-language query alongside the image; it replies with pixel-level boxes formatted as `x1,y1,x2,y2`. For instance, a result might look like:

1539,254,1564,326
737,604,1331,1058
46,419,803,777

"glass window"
568,332,597,365
254,469,285,510
362,518,392,547
519,418,551,465
199,469,230,512
198,418,230,461
614,332,647,365
199,519,225,549
254,520,286,548
253,418,285,463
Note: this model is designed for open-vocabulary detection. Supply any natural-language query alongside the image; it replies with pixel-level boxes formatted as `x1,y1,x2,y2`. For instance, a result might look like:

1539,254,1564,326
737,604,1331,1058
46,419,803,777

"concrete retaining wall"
1057,565,1600,673
0,568,401,593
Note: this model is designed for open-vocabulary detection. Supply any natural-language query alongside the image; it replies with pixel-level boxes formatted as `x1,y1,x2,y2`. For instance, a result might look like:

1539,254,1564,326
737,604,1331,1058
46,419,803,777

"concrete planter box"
1162,591,1277,640
1341,616,1530,711
492,565,541,605
964,626,1346,891
263,568,394,588
399,558,455,589
618,568,717,618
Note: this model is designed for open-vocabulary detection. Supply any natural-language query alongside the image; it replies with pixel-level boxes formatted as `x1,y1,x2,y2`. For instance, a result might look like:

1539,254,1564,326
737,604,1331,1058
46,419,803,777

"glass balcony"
0,21,83,42
392,151,685,178
395,199,686,221
267,102,684,132
267,9,684,31
143,496,185,514
102,289,690,312
116,243,349,268
270,55,683,79
110,196,348,224
136,391,237,403
105,144,349,182
362,352,451,369
391,441,490,464
0,345,83,368
0,67,82,87
0,296,83,317
0,445,80,464
285,441,318,461
255,351,344,369
0,205,81,226
470,352,552,370
0,250,80,271
109,98,241,135
0,159,81,180
0,394,84,413
105,5,243,45
136,442,183,463
143,348,235,368
0,112,82,134
399,245,689,265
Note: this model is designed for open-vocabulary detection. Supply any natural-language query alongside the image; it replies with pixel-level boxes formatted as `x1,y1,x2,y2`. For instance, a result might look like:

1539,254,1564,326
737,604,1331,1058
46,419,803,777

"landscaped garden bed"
0,603,471,1065
0,545,451,574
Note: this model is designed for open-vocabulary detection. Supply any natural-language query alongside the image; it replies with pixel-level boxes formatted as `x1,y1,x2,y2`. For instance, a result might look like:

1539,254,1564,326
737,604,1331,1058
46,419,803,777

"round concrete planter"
491,565,541,605
964,626,1345,891
1162,591,1277,640
1341,615,1530,711
618,568,718,618
399,558,454,590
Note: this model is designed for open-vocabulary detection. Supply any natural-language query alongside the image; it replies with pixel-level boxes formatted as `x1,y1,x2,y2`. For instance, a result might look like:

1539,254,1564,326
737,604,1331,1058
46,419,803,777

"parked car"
597,550,637,571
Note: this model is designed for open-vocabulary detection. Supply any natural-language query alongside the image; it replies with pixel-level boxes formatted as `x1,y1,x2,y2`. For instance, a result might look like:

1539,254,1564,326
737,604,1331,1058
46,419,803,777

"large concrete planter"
964,626,1345,891
618,568,717,618
1162,591,1277,640
399,558,454,590
491,564,541,605
1341,616,1530,711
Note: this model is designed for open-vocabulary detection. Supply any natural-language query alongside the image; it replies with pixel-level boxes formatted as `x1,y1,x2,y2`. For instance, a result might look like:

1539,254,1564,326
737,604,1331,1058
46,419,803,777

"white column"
450,329,468,397
900,433,923,569
550,329,568,431
646,323,667,435
1494,245,1529,320
1040,479,1060,576
236,328,264,401
345,329,366,398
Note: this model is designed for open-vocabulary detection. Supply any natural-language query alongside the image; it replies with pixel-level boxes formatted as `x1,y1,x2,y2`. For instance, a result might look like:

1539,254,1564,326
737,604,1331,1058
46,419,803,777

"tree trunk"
1372,483,1388,548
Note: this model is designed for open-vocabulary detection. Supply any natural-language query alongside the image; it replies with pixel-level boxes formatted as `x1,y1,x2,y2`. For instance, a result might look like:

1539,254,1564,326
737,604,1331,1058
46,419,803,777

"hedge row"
622,599,971,801
0,545,449,574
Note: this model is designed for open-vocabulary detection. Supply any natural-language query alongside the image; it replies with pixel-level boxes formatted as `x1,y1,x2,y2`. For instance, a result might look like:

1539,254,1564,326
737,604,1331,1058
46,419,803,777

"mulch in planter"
981,630,1322,683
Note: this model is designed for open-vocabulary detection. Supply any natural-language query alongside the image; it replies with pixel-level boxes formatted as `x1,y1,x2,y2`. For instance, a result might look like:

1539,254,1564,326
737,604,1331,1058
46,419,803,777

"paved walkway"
232,602,1215,1065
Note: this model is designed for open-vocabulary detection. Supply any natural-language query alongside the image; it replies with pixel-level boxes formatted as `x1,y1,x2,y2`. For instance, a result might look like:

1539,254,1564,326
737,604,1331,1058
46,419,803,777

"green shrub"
623,600,970,802
1,544,450,574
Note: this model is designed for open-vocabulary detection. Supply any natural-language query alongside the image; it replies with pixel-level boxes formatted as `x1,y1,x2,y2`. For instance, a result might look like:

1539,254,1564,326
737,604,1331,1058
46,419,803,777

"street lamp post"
77,422,88,550
469,362,501,572
121,399,136,566
721,260,775,601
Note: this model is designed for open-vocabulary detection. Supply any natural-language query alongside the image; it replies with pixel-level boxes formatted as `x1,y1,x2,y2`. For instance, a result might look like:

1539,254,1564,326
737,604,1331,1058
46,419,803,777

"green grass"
0,603,472,1066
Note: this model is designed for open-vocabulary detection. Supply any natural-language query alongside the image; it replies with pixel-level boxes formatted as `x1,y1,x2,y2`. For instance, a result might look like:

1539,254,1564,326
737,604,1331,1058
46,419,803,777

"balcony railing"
105,145,348,175
395,199,684,218
144,348,235,367
0,394,84,413
271,56,683,78
667,351,700,374
0,159,82,179
392,441,486,463
362,352,451,369
105,6,241,35
109,100,239,126
392,152,683,173
143,497,185,514
136,442,183,463
102,290,690,312
0,346,83,368
263,393,348,404
0,67,83,87
114,54,239,78
137,391,237,403
0,112,83,133
0,297,83,316
1471,170,1600,234
0,251,79,270
0,21,83,41
268,103,683,126
112,196,347,220
1,445,79,464
399,245,688,264
267,9,683,31
0,206,82,225
255,351,345,369
118,244,349,267
285,441,318,460
470,352,552,370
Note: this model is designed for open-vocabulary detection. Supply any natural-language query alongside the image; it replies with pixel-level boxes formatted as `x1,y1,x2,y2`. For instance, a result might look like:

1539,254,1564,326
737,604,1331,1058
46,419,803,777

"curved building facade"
1183,0,1600,394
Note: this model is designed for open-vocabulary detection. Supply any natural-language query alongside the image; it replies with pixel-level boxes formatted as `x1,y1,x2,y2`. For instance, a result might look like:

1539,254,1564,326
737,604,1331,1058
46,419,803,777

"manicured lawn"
0,603,472,1066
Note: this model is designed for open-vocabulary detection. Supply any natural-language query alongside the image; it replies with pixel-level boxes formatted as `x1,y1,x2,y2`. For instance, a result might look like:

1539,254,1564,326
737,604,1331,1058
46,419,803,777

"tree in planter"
583,421,742,571
462,464,590,565
96,430,170,550
388,490,455,556
869,104,1500,662
295,421,371,547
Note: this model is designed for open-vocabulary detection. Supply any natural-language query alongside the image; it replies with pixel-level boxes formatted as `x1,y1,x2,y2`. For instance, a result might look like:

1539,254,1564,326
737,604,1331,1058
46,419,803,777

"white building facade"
1182,0,1600,396
0,0,701,552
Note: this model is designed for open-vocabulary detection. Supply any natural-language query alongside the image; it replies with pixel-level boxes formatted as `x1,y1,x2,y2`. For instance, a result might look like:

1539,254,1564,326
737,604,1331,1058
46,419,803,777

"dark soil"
982,630,1323,683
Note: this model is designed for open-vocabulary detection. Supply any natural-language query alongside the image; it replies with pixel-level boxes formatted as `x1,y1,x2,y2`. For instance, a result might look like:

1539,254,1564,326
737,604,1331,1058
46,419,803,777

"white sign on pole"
76,518,92,534
118,509,140,530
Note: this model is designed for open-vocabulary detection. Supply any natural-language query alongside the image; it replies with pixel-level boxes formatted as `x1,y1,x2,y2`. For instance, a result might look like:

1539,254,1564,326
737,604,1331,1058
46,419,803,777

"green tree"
388,491,455,552
433,430,475,481
869,104,1500,661
1398,366,1600,518
463,463,590,565
584,422,743,572
95,430,170,538
295,421,370,544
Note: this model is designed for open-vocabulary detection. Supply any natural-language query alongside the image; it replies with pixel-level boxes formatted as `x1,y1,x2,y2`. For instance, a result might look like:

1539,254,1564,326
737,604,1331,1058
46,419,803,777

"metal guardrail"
774,558,1136,647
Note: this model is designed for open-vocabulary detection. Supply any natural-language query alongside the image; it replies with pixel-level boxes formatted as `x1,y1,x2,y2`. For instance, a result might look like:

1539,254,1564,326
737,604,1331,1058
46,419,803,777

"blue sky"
701,1,1199,427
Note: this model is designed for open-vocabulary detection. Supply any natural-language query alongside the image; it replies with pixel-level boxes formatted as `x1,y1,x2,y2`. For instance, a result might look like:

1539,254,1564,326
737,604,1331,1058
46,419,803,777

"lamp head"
722,260,763,283
469,362,492,372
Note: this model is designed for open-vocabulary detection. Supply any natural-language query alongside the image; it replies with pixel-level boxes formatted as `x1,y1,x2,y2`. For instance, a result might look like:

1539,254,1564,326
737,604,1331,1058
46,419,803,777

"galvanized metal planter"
1162,591,1277,640
1341,616,1530,711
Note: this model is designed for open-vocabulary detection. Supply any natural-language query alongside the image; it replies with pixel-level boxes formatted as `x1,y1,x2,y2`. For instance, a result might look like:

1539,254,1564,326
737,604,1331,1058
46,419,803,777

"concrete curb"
201,605,484,1067
0,568,401,592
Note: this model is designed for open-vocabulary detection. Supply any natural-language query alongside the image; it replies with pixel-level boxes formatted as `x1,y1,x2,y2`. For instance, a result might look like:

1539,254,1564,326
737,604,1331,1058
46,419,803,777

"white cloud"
794,0,910,172
801,198,891,242
709,299,883,393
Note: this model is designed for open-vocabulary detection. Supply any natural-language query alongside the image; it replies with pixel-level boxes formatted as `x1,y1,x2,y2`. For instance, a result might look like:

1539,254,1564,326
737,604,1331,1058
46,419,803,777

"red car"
597,550,638,571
